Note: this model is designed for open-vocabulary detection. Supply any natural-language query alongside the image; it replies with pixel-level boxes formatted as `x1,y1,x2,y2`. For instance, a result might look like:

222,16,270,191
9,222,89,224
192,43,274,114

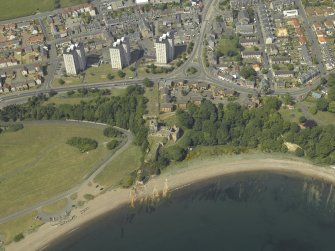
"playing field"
0,0,89,21
0,122,111,218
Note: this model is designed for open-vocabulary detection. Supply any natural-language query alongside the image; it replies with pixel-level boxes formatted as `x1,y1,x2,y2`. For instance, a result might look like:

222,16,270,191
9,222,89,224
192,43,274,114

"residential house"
273,70,294,78
161,103,175,112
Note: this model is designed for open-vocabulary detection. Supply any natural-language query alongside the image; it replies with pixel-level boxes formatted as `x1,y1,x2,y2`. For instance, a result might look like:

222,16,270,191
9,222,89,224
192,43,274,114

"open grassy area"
0,122,111,218
159,112,177,126
94,144,142,187
83,64,135,84
0,0,89,21
0,211,42,244
53,65,136,87
44,88,126,105
216,35,241,61
40,198,68,214
144,85,159,116
279,106,304,124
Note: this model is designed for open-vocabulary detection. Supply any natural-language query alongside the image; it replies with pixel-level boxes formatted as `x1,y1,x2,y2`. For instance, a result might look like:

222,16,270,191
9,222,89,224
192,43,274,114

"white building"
63,42,86,75
155,32,174,64
109,36,131,69
283,9,299,17
136,0,149,4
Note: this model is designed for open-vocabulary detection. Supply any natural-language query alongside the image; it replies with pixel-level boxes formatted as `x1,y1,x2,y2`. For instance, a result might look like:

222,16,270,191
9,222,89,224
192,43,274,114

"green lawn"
0,0,89,21
94,144,142,187
0,122,111,218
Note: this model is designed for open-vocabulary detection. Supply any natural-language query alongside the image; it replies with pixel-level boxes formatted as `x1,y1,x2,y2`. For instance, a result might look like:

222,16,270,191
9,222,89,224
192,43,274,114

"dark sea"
45,171,335,251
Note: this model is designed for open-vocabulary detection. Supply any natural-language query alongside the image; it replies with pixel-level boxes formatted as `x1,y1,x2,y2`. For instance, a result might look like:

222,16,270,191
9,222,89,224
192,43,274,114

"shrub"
107,140,120,150
121,174,135,188
295,148,304,157
84,194,94,201
66,137,98,153
6,123,24,132
103,127,122,137
14,233,24,242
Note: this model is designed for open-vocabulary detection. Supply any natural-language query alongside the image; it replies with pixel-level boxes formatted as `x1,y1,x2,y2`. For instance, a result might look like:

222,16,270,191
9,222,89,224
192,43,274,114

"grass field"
44,88,126,105
144,85,159,116
0,0,89,21
53,65,135,87
94,144,142,187
0,122,111,218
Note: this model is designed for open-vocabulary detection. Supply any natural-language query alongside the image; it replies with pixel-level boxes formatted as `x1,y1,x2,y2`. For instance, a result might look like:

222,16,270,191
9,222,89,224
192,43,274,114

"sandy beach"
6,157,335,251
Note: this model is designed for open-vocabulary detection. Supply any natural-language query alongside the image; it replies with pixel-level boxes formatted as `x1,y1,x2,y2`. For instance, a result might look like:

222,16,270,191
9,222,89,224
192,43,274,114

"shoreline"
6,157,335,251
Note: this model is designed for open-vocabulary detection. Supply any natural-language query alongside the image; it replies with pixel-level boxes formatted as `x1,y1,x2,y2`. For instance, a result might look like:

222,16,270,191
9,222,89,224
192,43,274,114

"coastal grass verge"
0,122,110,218
0,211,42,244
40,199,69,214
94,144,143,187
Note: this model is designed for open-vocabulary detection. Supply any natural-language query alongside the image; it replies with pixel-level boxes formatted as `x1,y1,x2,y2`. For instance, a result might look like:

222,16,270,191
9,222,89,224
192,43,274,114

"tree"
143,78,154,87
240,66,257,81
299,116,307,124
320,77,327,86
58,79,65,85
261,68,268,74
316,98,329,111
49,90,57,97
107,73,114,80
117,70,126,78
130,66,136,72
176,110,194,129
287,64,294,71
328,101,335,113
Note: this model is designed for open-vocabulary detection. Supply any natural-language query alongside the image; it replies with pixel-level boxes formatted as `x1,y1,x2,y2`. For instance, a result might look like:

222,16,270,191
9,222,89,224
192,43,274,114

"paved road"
0,120,133,225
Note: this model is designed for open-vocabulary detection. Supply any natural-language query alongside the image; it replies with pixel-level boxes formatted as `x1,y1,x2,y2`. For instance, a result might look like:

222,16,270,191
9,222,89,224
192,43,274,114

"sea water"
45,171,335,251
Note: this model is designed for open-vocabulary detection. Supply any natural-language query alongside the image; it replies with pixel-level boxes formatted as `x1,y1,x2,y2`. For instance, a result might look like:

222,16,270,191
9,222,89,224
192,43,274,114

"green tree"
316,98,329,111
117,70,126,78
328,101,335,113
143,78,154,87
287,64,294,71
261,68,268,74
107,73,114,80
58,79,65,85
299,116,307,124
240,66,257,81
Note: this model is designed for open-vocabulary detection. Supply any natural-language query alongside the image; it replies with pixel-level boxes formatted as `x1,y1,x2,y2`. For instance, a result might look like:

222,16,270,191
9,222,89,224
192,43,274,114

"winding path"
0,120,133,225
